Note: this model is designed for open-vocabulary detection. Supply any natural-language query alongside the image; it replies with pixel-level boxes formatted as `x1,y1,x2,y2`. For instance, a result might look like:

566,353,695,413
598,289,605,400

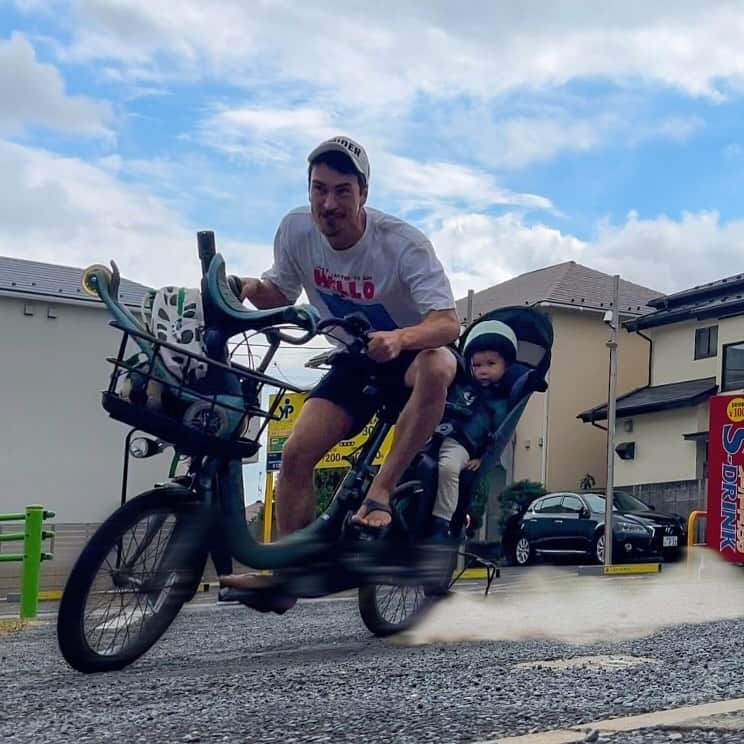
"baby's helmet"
463,320,518,366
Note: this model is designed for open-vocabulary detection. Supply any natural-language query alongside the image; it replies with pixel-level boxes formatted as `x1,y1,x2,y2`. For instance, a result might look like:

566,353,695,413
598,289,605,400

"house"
578,271,744,517
0,256,165,593
456,261,661,537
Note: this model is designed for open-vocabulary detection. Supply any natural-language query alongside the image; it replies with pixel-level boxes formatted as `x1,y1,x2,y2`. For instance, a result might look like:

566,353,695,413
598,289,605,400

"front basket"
101,323,298,459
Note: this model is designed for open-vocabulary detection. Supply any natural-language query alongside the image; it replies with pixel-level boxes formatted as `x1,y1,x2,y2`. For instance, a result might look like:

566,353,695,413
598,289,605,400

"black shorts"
307,346,465,438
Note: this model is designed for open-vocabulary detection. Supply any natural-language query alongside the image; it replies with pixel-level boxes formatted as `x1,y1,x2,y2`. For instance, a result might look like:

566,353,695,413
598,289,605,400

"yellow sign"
603,563,661,575
727,397,744,423
267,391,394,471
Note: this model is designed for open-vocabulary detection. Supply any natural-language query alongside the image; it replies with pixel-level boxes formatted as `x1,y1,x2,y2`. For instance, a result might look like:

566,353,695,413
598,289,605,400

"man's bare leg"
274,399,353,535
352,348,457,528
220,398,353,592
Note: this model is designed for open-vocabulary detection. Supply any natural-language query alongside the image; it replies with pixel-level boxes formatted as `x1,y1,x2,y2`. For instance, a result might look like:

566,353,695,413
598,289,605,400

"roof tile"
578,376,717,422
457,261,662,321
0,255,151,308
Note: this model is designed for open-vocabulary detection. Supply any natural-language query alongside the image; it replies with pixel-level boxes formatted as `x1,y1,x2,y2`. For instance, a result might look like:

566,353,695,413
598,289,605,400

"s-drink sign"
706,394,744,561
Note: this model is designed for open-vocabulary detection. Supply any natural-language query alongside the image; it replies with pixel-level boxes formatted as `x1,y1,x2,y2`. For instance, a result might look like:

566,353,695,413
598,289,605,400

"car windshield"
582,493,612,512
583,491,651,512
611,490,653,511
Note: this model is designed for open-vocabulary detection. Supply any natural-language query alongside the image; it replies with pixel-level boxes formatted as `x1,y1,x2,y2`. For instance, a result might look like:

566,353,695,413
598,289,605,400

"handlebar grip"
197,231,216,277
226,274,243,301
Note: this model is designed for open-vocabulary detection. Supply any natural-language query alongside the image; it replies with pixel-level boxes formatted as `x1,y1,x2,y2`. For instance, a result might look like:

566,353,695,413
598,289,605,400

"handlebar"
317,313,372,340
82,231,375,363
197,231,216,277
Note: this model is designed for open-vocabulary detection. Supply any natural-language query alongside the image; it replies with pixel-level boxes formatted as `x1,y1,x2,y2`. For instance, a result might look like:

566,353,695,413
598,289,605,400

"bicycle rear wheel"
357,482,455,637
358,582,437,636
57,486,210,673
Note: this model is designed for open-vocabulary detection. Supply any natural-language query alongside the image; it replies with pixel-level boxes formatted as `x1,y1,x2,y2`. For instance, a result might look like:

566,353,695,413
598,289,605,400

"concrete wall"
646,315,744,388
607,315,744,515
0,296,167,525
543,308,651,491
511,390,547,485
620,480,705,519
614,407,700,486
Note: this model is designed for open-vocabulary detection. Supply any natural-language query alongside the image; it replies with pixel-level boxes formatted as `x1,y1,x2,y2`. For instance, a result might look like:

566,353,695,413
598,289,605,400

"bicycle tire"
357,479,456,637
358,583,444,637
57,486,209,674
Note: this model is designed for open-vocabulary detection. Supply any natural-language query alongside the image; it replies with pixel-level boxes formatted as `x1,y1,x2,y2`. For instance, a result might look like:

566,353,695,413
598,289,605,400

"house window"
694,325,718,360
722,341,744,391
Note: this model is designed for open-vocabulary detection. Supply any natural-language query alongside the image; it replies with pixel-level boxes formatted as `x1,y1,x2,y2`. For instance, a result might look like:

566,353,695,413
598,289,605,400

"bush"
486,479,547,546
499,479,547,515
465,478,489,538
313,468,348,516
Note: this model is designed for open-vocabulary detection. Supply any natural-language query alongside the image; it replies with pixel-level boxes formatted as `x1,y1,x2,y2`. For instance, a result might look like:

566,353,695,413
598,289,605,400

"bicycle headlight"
129,437,164,458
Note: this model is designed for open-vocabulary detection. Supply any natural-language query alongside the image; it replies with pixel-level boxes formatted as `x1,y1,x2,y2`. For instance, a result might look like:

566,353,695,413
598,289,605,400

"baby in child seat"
431,320,518,538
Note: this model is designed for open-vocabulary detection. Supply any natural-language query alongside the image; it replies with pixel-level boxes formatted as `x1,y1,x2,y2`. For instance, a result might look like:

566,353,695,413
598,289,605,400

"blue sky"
4,0,744,499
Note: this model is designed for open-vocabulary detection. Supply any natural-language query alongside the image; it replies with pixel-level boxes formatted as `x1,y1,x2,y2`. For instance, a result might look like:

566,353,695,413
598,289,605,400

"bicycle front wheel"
57,486,210,673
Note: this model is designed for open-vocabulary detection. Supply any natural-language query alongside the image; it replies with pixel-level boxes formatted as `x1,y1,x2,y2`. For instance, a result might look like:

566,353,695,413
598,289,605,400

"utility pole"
466,289,474,326
604,274,620,567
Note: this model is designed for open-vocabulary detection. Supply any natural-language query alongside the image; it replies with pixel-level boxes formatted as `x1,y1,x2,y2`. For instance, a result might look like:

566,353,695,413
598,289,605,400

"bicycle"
57,231,553,674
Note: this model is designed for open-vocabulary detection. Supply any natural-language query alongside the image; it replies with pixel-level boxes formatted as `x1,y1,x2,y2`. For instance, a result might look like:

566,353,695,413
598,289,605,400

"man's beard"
320,212,342,235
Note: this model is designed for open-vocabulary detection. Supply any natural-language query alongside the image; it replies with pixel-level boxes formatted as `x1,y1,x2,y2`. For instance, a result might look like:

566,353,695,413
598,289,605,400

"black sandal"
351,497,394,537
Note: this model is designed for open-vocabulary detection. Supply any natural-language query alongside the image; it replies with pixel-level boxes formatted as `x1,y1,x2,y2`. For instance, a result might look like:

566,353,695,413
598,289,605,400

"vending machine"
706,393,744,562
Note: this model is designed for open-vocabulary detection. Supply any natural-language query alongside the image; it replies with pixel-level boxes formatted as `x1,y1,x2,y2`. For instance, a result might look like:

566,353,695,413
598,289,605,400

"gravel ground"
2,581,744,744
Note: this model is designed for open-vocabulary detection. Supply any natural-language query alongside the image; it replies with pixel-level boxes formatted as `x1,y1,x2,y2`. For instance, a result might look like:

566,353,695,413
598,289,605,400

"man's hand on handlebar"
367,329,404,363
239,277,262,304
238,277,290,310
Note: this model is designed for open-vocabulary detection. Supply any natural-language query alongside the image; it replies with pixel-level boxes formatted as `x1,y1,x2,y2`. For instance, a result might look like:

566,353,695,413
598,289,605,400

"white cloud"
627,116,706,146
430,213,585,299
430,209,744,299
0,33,111,136
5,134,735,308
46,1,744,104
0,138,329,388
22,1,726,174
481,116,608,170
0,139,270,287
588,209,744,293
198,106,337,161
377,155,553,214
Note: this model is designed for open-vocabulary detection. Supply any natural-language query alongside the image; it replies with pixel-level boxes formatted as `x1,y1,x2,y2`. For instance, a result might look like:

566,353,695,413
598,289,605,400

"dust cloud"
401,549,744,646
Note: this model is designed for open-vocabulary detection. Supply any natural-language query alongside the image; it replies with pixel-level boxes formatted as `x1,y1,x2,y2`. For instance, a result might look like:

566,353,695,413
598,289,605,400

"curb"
477,697,744,743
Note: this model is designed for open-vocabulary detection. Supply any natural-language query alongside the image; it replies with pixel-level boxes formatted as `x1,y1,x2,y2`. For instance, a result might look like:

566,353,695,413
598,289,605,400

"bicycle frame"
87,281,416,579
195,405,398,572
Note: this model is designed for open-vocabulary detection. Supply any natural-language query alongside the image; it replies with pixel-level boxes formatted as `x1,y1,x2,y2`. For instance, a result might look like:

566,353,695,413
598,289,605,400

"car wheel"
592,532,605,564
514,536,532,566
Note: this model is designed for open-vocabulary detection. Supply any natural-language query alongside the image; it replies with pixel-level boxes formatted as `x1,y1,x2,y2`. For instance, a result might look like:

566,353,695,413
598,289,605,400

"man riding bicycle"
220,136,460,612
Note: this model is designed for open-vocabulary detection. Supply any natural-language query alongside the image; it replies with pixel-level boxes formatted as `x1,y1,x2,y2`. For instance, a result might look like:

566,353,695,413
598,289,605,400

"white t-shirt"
262,206,455,333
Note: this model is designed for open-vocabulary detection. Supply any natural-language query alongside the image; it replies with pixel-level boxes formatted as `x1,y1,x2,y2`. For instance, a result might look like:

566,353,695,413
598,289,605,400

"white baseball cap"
307,136,370,182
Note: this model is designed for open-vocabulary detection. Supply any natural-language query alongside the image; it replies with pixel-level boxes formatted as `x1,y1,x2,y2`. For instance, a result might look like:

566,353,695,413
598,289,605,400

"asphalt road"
3,563,744,744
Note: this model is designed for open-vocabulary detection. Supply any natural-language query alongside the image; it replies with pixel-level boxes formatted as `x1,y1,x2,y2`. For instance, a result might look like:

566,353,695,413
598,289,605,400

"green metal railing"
0,505,55,619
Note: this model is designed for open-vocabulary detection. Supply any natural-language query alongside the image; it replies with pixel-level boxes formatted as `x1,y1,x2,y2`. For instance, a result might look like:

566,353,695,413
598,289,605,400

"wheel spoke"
374,583,426,627
80,509,182,657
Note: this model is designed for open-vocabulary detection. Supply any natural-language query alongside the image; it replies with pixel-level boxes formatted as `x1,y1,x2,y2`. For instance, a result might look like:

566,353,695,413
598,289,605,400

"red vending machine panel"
706,394,744,561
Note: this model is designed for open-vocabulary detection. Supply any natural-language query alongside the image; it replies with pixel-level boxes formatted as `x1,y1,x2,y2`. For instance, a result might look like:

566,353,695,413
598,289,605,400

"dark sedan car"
591,489,688,561
504,490,687,566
